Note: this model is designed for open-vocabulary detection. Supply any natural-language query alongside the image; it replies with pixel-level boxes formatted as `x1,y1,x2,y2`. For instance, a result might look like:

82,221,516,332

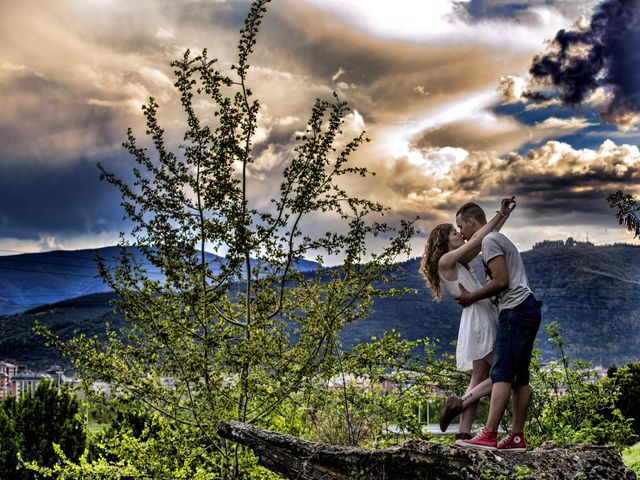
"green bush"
1,380,85,480
527,322,636,452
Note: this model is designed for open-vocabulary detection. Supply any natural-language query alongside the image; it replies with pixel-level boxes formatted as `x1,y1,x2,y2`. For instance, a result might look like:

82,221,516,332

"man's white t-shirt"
481,232,532,311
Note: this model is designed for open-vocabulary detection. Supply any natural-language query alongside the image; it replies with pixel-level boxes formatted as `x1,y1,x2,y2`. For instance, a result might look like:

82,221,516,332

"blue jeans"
490,294,542,386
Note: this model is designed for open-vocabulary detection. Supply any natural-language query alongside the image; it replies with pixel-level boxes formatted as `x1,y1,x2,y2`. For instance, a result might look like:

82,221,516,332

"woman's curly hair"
419,223,454,302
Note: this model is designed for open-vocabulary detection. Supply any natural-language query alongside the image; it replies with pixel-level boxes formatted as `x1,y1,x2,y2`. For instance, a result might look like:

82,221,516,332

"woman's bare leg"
458,353,493,434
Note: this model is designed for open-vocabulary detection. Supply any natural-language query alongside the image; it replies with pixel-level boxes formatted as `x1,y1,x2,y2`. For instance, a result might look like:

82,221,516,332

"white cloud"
156,27,175,40
138,66,174,88
2,62,28,72
499,74,528,103
414,85,430,96
251,144,287,173
343,110,366,135
535,116,593,131
332,67,346,81
275,115,299,126
383,88,502,162
37,236,64,252
408,146,470,177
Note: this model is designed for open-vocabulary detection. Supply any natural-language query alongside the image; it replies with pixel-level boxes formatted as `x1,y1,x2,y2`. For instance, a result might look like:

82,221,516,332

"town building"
0,360,81,399
0,361,18,398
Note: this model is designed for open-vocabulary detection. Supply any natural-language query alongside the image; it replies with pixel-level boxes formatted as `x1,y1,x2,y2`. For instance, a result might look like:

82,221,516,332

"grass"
623,442,640,474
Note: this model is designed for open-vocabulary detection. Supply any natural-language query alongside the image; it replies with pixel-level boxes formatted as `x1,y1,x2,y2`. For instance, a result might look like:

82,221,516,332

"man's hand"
456,284,475,308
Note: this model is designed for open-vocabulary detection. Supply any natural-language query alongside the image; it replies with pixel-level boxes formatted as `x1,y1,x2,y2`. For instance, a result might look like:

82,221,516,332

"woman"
419,197,515,439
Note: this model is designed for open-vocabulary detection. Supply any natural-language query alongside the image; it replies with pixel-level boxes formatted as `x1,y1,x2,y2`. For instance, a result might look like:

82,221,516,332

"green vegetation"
608,362,640,438
36,0,419,476
526,323,636,452
623,442,640,474
480,465,534,480
0,381,85,479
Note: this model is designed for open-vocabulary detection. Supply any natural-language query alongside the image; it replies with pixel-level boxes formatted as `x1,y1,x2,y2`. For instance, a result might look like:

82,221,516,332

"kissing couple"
420,197,542,452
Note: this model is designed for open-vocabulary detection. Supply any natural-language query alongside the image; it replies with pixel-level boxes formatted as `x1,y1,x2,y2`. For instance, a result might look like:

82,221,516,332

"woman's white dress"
439,263,498,372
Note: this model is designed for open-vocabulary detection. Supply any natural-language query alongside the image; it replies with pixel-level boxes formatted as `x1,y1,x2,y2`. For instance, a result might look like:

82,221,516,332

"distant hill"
0,246,317,316
1,241,638,370
0,247,166,316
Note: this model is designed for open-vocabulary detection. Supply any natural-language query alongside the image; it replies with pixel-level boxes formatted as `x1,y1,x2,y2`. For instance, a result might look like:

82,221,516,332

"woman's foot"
439,395,463,432
455,432,472,440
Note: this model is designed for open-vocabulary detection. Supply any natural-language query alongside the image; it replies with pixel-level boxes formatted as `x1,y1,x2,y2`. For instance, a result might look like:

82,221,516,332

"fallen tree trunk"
217,421,637,480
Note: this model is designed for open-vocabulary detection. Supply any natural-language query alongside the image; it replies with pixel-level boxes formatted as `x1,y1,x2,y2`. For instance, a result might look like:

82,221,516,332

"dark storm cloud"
528,0,640,128
0,155,129,240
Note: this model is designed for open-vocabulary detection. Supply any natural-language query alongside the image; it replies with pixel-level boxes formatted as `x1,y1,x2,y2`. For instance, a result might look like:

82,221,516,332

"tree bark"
217,421,637,480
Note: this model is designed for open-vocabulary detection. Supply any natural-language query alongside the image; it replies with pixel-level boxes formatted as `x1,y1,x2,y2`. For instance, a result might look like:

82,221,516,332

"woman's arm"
494,206,511,232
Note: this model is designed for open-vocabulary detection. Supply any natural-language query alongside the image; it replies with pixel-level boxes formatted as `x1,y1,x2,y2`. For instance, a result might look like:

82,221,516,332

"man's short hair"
456,202,487,224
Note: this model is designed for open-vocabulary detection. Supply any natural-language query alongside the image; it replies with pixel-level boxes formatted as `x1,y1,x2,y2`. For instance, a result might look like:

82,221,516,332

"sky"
1,0,640,261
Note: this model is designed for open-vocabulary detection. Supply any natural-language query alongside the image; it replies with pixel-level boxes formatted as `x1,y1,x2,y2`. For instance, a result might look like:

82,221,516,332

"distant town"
0,360,83,398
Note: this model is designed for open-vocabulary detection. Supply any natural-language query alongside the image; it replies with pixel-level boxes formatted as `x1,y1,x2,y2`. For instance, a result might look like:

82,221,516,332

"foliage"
607,362,640,437
0,381,85,480
622,442,640,474
0,399,20,479
302,331,456,448
527,322,636,452
29,396,286,480
608,190,640,238
37,0,415,477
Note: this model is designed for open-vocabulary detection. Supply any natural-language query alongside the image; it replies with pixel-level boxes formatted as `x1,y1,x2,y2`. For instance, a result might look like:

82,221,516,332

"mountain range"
0,246,317,316
1,240,639,370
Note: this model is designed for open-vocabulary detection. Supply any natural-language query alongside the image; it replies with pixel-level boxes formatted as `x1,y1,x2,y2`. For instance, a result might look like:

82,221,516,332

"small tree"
41,0,414,477
0,398,20,480
0,381,86,480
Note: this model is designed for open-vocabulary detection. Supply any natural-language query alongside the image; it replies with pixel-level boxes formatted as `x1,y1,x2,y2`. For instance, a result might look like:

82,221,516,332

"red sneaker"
497,431,527,452
455,427,497,451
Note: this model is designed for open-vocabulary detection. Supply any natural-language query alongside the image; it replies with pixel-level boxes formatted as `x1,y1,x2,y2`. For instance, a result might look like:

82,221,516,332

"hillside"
0,246,317,315
0,247,164,316
1,241,639,370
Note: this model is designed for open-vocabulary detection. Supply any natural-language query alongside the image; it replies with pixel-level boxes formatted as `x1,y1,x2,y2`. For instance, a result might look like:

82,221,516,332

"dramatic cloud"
526,0,640,130
1,0,637,256
351,138,640,229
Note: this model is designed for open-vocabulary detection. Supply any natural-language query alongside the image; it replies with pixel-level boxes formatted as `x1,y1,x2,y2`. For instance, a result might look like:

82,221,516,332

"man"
453,201,541,452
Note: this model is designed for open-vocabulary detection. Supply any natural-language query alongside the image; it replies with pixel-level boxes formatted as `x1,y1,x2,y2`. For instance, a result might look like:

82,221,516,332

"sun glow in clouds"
382,89,500,176
305,0,468,38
